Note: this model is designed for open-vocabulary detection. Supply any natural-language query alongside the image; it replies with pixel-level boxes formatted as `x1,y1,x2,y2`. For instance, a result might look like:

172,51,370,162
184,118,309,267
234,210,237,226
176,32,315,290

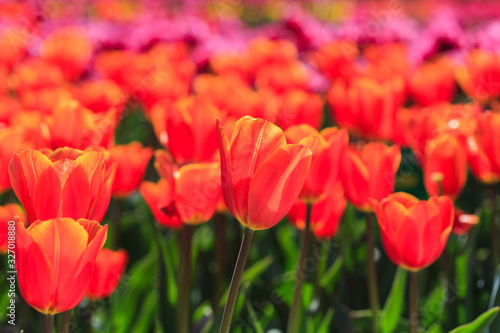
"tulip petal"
247,144,312,229
341,150,369,209
33,166,61,220
15,222,53,314
56,221,107,312
61,165,91,219
217,119,239,222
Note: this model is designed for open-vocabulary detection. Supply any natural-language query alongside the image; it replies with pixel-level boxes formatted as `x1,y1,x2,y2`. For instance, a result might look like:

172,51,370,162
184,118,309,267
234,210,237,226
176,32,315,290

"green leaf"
246,299,265,333
450,307,500,333
317,308,335,333
487,265,500,333
319,256,343,293
380,267,408,333
131,290,158,332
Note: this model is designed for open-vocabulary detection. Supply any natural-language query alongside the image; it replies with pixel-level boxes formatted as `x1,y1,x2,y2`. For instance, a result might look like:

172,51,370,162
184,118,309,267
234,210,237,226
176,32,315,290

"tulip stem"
409,271,419,333
287,203,313,333
491,185,499,268
178,224,195,333
112,199,123,250
220,227,255,333
58,310,71,333
213,213,227,312
43,314,54,333
366,213,379,333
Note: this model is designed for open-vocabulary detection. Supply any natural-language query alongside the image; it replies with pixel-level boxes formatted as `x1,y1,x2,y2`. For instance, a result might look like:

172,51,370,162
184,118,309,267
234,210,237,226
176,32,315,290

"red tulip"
423,134,467,199
72,79,127,115
327,75,405,141
372,192,454,271
9,58,64,93
285,124,348,203
41,27,93,81
217,116,313,230
0,204,25,254
452,209,479,236
9,147,116,224
341,142,401,212
140,178,182,229
276,89,324,131
288,184,347,239
110,142,153,198
47,100,117,150
150,96,221,164
312,41,359,82
16,218,107,314
408,57,456,106
154,150,221,224
455,49,500,103
466,111,500,184
87,248,128,300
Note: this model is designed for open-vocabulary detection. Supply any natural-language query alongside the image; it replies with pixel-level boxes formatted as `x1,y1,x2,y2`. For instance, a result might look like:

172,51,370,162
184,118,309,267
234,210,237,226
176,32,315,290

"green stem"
43,314,54,333
219,227,255,333
287,203,313,333
58,310,71,333
491,186,499,268
112,199,123,250
409,271,419,333
366,213,379,333
213,213,227,312
85,302,94,333
178,224,194,333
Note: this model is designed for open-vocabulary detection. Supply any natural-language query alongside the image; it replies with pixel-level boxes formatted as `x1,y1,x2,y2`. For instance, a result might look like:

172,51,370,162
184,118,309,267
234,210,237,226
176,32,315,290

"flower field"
1,1,500,332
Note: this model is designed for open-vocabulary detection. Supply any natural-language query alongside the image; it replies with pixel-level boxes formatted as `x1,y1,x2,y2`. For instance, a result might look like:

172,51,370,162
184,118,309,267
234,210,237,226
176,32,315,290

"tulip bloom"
87,248,128,300
152,150,220,225
217,116,313,230
110,142,153,198
452,209,479,236
455,49,500,103
467,111,500,184
150,97,221,164
423,134,467,199
285,124,348,203
372,193,454,271
140,178,183,229
288,184,347,239
16,218,107,314
408,57,456,106
9,147,116,224
0,204,25,254
328,75,405,141
276,89,324,131
47,100,117,150
312,41,359,81
72,79,127,115
41,27,93,81
341,142,401,212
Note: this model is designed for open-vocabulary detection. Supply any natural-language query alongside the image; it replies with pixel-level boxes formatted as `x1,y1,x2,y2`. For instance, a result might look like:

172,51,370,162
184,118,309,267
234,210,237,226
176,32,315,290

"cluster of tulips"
2,0,500,332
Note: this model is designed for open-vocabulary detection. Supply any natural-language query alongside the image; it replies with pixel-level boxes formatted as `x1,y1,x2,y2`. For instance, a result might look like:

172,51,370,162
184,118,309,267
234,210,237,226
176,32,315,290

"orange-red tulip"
328,75,405,141
72,79,127,115
41,27,93,81
140,178,183,229
408,57,456,106
372,192,454,271
9,58,65,93
217,116,313,230
46,100,117,150
455,49,500,103
452,209,479,236
341,142,401,212
312,41,359,82
110,142,153,198
466,111,500,184
154,150,220,225
0,204,25,254
276,89,324,130
16,218,107,314
150,97,220,164
285,124,348,203
9,147,116,224
87,248,128,300
423,134,467,199
288,184,347,239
